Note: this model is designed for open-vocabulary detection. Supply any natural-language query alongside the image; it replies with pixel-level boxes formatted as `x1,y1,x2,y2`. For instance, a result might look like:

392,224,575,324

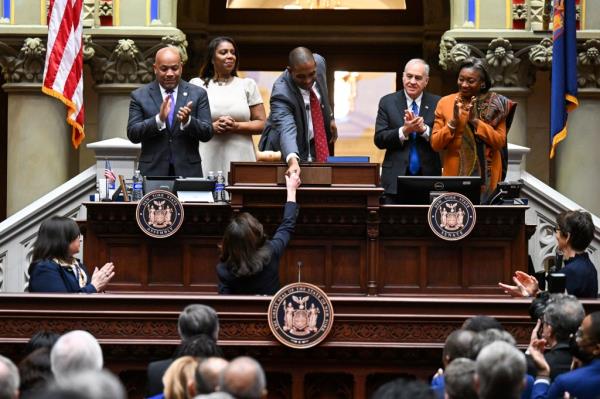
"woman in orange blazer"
431,58,516,203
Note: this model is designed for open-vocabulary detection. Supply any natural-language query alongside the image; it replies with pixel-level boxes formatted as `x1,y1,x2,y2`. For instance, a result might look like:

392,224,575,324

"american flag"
104,160,116,183
42,0,85,148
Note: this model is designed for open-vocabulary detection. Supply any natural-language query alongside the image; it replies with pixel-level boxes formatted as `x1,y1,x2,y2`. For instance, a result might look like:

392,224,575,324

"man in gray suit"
259,47,337,175
374,58,441,204
127,47,213,177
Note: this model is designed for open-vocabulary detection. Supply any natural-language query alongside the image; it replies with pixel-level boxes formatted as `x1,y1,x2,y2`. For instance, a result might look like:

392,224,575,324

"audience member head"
473,329,516,356
197,393,235,399
31,216,80,265
457,57,492,97
0,355,19,399
174,334,223,359
28,388,87,399
178,304,219,341
195,357,229,394
50,330,103,383
54,369,126,399
572,311,600,363
542,293,585,346
18,347,53,397
555,210,594,252
162,356,198,399
220,212,271,278
475,341,526,399
153,46,183,91
24,331,60,355
287,47,316,91
371,378,435,399
402,58,430,100
444,358,478,399
442,329,477,365
199,36,239,84
461,315,504,332
220,356,267,399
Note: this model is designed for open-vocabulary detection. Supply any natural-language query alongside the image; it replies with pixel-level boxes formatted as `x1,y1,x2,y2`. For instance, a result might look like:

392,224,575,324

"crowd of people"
1,298,600,399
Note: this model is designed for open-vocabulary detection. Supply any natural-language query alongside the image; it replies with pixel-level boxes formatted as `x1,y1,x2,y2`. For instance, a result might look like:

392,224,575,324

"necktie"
309,88,330,162
166,90,175,127
408,101,421,175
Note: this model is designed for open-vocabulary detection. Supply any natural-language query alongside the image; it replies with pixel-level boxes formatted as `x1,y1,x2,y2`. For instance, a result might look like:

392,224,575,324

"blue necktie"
408,101,421,175
166,90,175,127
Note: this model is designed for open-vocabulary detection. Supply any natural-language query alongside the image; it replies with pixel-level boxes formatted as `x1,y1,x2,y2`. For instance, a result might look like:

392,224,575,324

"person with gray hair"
473,328,516,355
444,358,477,399
0,355,19,399
50,330,103,383
195,357,229,395
431,329,477,397
374,58,441,204
527,293,584,380
475,341,526,399
53,369,126,399
147,304,221,396
219,356,267,399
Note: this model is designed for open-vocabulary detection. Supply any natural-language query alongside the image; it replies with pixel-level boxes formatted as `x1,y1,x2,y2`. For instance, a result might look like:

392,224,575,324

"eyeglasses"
553,227,561,233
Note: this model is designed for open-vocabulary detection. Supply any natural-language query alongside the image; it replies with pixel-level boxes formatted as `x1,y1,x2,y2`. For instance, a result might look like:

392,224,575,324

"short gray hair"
51,330,103,383
0,355,19,399
404,58,430,77
473,328,516,356
178,304,220,341
544,294,585,341
445,358,477,399
54,369,126,399
476,341,526,399
220,356,266,399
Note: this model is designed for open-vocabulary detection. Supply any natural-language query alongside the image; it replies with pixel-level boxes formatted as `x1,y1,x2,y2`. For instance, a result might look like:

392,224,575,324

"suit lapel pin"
183,92,188,97
425,105,429,109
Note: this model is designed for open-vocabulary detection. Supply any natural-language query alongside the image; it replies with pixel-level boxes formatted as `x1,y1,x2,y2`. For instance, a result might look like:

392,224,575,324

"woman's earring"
481,83,486,89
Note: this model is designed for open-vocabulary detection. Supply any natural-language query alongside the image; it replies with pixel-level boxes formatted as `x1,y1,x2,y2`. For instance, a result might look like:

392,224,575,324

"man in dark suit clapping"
127,46,213,177
374,58,441,204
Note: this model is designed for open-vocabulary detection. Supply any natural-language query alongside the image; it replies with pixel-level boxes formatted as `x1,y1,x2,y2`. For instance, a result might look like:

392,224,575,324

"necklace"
213,76,232,86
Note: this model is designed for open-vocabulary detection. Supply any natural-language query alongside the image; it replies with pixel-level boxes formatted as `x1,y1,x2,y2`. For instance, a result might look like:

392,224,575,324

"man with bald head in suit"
127,46,213,177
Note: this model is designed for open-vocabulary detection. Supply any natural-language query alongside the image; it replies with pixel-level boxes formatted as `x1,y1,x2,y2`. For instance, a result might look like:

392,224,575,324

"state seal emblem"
136,190,184,238
268,282,334,349
428,192,476,241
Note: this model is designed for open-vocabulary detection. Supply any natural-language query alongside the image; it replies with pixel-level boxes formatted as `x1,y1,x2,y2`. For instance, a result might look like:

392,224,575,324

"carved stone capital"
0,37,46,83
577,39,600,88
528,37,552,69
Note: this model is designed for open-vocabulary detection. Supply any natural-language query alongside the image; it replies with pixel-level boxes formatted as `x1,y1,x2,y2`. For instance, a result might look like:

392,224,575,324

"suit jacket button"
169,139,172,143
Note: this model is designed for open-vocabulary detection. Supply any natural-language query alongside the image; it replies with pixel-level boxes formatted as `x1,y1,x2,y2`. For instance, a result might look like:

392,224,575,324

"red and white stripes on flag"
42,0,85,148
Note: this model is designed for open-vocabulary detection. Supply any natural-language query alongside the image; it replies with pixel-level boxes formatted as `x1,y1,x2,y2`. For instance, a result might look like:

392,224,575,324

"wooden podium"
82,162,528,295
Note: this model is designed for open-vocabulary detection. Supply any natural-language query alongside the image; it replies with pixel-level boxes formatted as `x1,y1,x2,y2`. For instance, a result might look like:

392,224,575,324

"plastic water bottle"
207,171,216,201
132,170,143,201
215,171,226,202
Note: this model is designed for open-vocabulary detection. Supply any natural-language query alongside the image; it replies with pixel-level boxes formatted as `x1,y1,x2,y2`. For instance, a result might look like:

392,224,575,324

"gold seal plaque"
428,192,477,241
268,282,334,349
135,190,184,238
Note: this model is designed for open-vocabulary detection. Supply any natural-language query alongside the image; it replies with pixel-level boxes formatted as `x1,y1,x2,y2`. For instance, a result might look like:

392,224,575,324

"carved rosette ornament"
439,36,475,71
512,4,528,21
0,37,46,83
161,34,189,64
577,39,600,88
485,38,521,86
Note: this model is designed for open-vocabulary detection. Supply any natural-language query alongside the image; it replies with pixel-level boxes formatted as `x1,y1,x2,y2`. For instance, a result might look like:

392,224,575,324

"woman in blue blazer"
28,216,115,293
217,172,301,295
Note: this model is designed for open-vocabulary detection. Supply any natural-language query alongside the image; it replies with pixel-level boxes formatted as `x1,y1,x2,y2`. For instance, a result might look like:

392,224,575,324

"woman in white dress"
190,36,266,182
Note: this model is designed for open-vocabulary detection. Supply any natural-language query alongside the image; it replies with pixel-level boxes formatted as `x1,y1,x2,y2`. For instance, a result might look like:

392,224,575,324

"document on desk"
177,191,214,203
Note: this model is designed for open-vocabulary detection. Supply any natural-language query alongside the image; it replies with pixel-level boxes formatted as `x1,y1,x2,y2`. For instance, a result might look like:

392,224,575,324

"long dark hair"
30,216,80,265
198,36,239,87
220,212,271,277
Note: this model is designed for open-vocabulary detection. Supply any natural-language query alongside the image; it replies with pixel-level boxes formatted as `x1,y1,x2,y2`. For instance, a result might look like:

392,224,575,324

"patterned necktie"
408,101,421,175
166,89,175,127
309,88,330,162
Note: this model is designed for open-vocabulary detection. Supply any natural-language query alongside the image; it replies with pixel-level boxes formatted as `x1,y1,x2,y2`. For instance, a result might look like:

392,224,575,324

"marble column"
3,83,71,216
554,89,600,216
95,83,141,140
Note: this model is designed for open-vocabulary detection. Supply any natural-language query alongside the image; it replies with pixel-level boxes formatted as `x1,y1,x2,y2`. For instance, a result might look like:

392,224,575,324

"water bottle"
132,170,144,201
207,171,216,201
215,171,226,202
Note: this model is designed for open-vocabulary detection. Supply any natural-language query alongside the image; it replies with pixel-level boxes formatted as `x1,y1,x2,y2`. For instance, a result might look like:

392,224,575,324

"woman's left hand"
466,97,479,130
91,262,115,292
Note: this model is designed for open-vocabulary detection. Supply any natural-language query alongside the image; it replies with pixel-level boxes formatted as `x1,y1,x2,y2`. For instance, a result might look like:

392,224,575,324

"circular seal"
428,192,477,241
135,190,184,238
268,282,334,349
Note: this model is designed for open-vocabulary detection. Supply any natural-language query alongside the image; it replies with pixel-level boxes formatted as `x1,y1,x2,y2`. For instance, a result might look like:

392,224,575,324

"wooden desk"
82,161,528,294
